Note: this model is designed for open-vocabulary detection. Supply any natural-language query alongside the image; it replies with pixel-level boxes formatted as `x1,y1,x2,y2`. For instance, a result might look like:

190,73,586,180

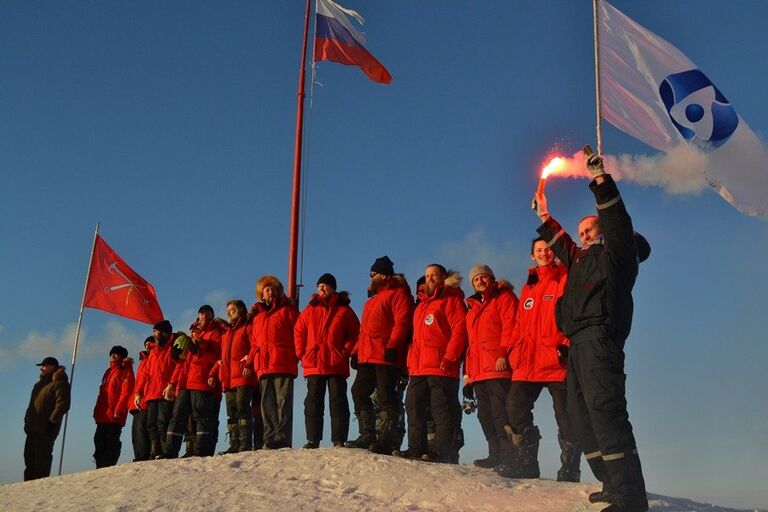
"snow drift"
0,447,751,512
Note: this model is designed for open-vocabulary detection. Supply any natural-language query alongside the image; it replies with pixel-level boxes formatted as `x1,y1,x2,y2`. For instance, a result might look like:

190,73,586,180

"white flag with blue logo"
599,0,768,216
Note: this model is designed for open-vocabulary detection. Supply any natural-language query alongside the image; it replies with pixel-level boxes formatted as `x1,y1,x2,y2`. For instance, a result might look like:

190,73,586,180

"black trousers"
405,375,460,459
94,423,123,468
351,363,399,436
165,389,193,457
568,327,646,502
130,409,150,461
474,378,513,457
506,380,576,443
260,375,294,446
191,390,219,456
304,375,350,444
23,431,57,481
146,399,172,444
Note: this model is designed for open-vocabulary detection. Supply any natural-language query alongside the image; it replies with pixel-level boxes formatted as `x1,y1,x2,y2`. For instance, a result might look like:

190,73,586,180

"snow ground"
0,447,755,512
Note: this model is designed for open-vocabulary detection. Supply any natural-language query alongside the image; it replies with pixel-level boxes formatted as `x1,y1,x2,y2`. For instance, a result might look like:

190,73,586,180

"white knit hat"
469,264,495,283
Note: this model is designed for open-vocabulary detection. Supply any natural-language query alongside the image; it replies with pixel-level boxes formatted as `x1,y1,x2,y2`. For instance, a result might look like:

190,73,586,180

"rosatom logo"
659,69,739,151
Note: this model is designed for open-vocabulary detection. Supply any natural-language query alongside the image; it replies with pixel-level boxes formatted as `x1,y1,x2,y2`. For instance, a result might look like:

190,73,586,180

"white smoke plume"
546,145,710,195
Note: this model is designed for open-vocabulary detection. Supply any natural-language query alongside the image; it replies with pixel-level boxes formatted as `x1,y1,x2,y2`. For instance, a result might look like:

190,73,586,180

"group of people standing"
24,154,650,512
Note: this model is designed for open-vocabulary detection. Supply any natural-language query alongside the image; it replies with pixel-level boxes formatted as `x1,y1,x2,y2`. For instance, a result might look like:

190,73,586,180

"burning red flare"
537,156,566,195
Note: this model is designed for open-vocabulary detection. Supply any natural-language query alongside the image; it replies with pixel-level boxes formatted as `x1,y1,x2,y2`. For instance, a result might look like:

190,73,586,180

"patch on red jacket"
523,298,534,310
424,313,434,325
543,294,554,301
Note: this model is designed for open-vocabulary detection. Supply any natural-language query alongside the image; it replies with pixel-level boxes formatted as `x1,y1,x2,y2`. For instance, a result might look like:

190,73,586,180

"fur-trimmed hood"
368,273,410,297
308,290,351,307
468,278,513,302
418,271,464,301
52,366,69,383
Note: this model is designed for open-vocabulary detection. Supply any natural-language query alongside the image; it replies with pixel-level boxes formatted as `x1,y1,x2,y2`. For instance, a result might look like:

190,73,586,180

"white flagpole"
593,0,604,155
57,221,100,476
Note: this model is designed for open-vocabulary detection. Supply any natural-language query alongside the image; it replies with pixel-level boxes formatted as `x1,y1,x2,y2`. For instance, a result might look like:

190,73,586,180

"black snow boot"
163,432,184,459
239,418,254,452
150,439,163,460
218,422,240,455
473,436,500,468
587,455,617,503
181,435,196,458
345,410,376,449
496,425,541,478
369,411,396,455
556,432,581,482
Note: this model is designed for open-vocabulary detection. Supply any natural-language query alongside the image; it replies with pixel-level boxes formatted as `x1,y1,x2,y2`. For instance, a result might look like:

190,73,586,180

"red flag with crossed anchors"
83,235,164,324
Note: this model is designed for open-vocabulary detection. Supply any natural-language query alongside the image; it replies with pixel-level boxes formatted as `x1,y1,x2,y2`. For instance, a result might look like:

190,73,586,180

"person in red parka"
398,264,467,463
463,264,518,470
133,320,180,459
247,275,299,449
494,237,580,481
209,299,258,453
129,337,154,461
347,256,413,454
164,305,224,457
93,345,135,468
295,273,360,449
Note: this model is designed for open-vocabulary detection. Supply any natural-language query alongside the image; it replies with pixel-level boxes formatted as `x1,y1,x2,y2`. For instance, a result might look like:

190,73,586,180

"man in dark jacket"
533,149,650,512
24,356,71,480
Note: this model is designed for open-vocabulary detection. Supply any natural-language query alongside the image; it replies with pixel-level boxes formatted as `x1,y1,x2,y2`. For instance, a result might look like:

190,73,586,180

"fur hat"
316,273,337,290
256,275,284,301
469,264,495,283
370,256,395,277
153,320,172,334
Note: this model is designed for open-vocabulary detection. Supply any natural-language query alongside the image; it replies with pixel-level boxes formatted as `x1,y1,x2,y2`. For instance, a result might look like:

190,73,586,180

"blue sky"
1,1,766,509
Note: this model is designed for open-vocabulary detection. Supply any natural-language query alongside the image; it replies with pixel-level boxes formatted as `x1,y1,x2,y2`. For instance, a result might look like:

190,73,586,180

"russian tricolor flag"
314,0,392,84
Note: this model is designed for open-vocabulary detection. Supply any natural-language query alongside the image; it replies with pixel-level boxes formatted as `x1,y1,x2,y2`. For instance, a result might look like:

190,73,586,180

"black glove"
350,355,358,370
556,344,570,363
462,383,474,400
384,348,398,364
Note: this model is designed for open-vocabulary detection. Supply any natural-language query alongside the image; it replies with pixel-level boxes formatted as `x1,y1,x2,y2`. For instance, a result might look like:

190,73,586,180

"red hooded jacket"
94,358,135,425
211,318,256,391
182,320,223,392
248,296,300,379
409,276,468,379
295,291,360,378
355,275,413,367
465,280,518,383
135,334,179,402
501,264,569,382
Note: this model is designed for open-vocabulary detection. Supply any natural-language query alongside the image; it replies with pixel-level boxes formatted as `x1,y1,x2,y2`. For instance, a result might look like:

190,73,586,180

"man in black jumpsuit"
533,150,650,512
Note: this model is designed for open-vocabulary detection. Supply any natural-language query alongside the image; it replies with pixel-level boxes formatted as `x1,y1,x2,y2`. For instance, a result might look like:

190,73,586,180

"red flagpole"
288,0,312,301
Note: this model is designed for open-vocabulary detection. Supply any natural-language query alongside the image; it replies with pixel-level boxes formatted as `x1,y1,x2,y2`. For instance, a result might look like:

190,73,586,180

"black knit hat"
153,320,172,334
198,304,214,316
109,345,128,359
317,273,337,290
370,256,395,277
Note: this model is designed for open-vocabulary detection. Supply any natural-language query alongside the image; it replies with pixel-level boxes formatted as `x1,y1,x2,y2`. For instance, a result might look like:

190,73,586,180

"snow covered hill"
0,447,753,512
